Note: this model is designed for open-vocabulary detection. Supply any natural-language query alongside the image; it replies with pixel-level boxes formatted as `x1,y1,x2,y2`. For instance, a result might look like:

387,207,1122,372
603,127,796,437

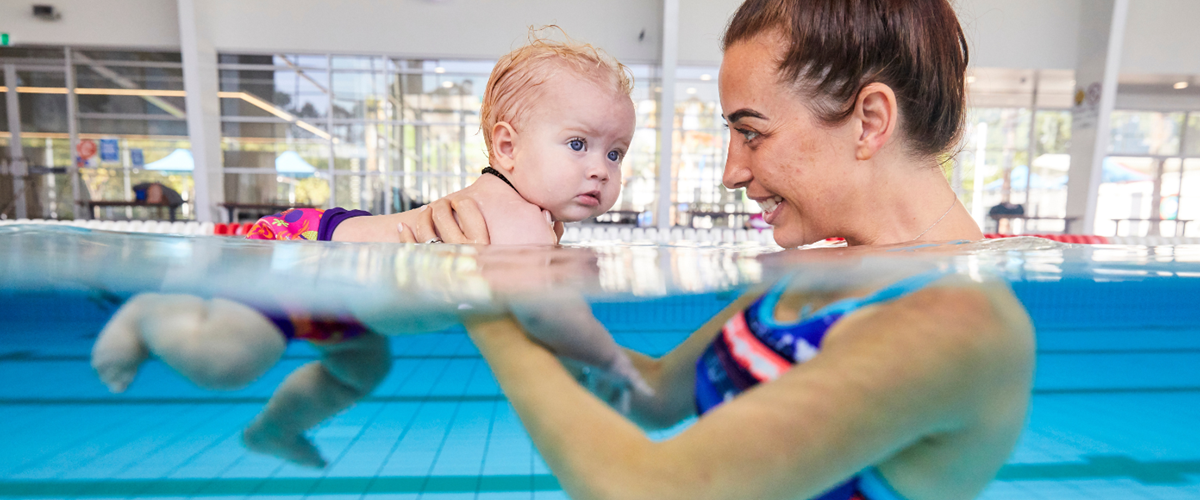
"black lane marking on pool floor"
6,347,1200,364
0,354,487,362
3,456,1199,497
997,455,1200,485
1031,386,1200,395
0,474,564,497
0,395,508,405
1037,348,1200,355
4,387,1200,406
7,386,1200,405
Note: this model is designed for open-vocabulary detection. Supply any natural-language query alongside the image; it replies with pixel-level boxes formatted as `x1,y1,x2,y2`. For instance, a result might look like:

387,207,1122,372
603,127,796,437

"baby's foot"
243,421,328,468
91,313,150,393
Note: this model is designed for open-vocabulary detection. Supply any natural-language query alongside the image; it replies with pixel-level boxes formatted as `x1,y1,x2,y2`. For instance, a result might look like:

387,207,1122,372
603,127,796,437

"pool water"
2,228,1200,499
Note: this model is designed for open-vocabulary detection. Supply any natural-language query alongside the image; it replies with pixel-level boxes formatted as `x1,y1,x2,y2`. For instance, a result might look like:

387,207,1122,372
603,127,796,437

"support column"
177,0,224,222
65,48,83,219
1064,0,1129,234
4,64,27,219
655,0,679,230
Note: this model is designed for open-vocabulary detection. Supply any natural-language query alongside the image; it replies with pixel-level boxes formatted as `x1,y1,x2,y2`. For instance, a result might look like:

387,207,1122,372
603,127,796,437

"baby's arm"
509,295,653,397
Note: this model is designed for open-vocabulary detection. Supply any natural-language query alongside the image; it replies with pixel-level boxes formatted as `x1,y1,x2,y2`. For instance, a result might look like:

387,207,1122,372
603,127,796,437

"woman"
464,1,1034,499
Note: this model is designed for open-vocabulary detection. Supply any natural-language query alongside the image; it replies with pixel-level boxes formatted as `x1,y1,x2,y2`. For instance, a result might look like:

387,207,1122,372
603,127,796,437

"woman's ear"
491,122,519,173
853,83,899,161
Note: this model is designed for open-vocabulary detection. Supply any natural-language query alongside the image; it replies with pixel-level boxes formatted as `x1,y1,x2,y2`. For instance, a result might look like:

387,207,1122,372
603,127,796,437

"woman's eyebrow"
725,108,768,123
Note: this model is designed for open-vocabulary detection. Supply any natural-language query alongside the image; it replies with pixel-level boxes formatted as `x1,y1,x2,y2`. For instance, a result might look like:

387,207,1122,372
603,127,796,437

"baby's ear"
491,122,518,173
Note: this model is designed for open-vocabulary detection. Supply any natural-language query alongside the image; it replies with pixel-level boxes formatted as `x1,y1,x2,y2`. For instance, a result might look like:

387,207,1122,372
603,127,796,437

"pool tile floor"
2,322,1199,499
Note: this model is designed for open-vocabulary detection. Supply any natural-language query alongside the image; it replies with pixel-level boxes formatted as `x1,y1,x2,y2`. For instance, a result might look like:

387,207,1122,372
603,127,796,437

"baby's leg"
92,294,286,392
243,333,391,468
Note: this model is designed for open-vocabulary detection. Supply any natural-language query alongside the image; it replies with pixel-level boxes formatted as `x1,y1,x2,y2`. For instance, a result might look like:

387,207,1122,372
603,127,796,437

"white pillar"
4,64,27,219
65,48,83,219
177,0,224,222
655,0,679,230
1064,0,1129,234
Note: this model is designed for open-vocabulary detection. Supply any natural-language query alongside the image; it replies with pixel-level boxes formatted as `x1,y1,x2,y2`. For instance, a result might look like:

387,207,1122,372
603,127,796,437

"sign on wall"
130,149,144,168
76,139,97,160
99,139,120,163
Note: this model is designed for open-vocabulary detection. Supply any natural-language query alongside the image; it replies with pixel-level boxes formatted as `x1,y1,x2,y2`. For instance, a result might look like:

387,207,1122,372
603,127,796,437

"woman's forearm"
622,287,769,428
467,316,668,499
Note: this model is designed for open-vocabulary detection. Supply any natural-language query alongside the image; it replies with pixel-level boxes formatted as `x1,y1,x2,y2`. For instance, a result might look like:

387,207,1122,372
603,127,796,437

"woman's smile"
755,195,786,224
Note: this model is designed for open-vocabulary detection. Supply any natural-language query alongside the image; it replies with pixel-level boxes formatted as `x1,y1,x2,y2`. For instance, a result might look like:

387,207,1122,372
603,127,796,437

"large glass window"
3,48,192,220
946,69,1076,234
1098,111,1197,236
1109,111,1185,156
8,43,1200,236
1179,159,1200,236
215,54,665,222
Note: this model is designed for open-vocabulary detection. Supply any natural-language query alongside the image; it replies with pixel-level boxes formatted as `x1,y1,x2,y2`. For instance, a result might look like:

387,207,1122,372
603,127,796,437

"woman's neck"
839,159,982,246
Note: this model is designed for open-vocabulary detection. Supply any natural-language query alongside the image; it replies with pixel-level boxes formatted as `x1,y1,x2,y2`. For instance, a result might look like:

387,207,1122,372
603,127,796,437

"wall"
0,0,180,50
1122,0,1200,75
677,0,740,66
3,1,1200,72
676,0,1085,69
956,0,1081,70
200,0,663,63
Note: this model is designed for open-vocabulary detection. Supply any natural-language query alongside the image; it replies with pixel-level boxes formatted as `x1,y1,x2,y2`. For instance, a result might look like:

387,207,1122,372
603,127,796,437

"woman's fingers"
397,223,417,244
406,206,440,243
451,198,490,244
429,198,490,245
553,221,565,243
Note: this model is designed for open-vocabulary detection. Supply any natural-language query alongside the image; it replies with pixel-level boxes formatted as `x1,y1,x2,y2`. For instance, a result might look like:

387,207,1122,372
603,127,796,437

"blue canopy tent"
274,151,318,177
985,158,1152,191
143,149,194,172
143,149,318,177
985,165,1065,191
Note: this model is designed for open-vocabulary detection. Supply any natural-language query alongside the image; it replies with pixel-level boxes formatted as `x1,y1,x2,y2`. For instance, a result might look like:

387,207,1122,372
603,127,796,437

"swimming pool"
2,226,1199,499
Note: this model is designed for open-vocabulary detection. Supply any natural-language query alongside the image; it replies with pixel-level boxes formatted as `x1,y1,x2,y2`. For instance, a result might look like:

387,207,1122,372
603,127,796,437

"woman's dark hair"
723,0,969,158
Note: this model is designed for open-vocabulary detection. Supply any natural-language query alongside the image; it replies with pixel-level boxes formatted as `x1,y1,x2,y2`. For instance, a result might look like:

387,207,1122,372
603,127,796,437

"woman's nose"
723,149,752,189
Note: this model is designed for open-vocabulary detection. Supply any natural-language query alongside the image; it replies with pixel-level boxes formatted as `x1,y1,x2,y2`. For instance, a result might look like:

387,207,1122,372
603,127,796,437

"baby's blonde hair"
481,26,634,164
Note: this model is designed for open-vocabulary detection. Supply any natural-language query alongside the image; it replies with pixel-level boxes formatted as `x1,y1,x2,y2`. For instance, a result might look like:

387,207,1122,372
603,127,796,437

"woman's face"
718,36,861,248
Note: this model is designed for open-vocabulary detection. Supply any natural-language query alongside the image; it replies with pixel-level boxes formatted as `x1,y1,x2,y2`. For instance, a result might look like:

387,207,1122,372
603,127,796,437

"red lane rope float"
983,234,1110,244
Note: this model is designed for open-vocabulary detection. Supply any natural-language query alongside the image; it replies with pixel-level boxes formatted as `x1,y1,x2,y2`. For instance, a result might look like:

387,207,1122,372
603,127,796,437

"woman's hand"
397,197,491,244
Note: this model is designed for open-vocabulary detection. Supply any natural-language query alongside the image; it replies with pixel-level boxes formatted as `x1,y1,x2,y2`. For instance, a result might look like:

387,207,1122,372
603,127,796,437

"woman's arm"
466,282,1033,500
619,287,767,429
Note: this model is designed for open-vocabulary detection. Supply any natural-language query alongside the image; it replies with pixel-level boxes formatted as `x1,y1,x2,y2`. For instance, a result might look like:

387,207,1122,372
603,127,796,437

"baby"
91,32,648,468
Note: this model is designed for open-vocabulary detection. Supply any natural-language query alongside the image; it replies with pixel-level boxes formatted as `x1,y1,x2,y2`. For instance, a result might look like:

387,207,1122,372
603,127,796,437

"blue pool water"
2,228,1200,499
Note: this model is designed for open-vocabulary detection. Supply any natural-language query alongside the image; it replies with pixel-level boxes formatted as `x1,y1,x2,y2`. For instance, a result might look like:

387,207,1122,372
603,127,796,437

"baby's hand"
508,295,653,398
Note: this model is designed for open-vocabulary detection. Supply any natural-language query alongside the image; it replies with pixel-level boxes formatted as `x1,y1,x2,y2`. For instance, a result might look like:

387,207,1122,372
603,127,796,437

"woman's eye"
568,139,585,151
607,150,620,162
738,129,760,142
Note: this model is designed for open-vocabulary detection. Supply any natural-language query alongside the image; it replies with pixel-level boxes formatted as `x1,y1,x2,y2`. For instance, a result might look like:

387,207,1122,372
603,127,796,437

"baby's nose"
587,160,609,181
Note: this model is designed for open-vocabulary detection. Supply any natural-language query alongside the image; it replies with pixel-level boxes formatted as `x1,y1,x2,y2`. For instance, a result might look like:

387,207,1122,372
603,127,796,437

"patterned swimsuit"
243,207,373,343
695,272,946,500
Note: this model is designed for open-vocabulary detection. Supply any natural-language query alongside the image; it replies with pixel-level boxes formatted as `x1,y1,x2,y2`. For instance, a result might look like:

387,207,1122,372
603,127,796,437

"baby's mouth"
576,191,602,207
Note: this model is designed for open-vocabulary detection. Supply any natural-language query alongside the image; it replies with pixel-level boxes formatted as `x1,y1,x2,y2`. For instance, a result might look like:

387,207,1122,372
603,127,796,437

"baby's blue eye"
608,150,620,162
568,139,585,151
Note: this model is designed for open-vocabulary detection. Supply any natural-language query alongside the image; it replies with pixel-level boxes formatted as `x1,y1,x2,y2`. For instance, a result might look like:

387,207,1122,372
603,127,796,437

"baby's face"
507,72,635,222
